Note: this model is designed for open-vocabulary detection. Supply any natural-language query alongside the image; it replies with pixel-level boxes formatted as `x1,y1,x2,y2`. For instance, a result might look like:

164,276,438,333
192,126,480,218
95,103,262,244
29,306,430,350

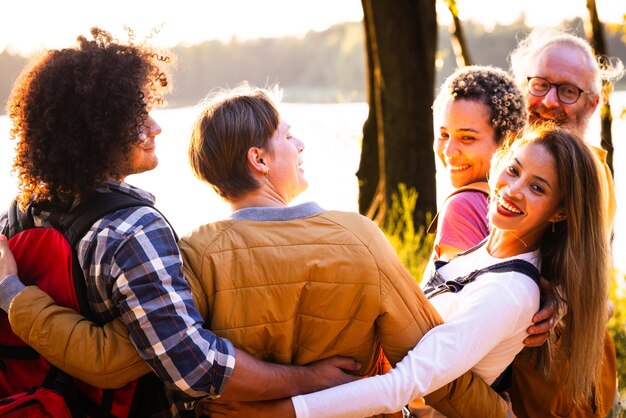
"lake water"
1,94,626,273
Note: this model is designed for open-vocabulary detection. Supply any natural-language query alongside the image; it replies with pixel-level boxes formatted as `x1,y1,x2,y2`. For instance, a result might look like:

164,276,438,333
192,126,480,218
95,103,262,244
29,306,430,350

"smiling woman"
489,135,566,255
430,65,526,262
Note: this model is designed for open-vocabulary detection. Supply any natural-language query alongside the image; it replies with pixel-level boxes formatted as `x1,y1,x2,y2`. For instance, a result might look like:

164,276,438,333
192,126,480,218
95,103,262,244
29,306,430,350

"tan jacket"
180,209,442,371
9,205,507,417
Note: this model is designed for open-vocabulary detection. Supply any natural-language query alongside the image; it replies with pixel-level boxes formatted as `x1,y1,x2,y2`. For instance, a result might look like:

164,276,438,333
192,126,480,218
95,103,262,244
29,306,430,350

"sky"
0,0,624,57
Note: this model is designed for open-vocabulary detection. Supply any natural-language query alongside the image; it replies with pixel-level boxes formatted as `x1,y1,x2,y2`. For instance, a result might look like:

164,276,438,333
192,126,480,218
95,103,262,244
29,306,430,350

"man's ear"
586,94,600,117
247,146,268,176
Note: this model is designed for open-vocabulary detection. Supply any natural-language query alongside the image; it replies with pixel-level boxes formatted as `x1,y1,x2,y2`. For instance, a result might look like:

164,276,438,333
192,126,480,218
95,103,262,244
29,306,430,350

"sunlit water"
1,95,625,273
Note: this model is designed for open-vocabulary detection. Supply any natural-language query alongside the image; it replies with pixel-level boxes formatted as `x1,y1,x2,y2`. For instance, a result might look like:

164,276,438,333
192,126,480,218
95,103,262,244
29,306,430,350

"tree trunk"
445,0,473,67
358,0,438,226
585,0,614,176
357,3,385,222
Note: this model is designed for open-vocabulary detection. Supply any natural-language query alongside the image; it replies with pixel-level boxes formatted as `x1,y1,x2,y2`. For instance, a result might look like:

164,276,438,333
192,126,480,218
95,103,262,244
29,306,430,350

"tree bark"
445,0,473,67
585,0,614,176
357,2,385,222
357,0,438,226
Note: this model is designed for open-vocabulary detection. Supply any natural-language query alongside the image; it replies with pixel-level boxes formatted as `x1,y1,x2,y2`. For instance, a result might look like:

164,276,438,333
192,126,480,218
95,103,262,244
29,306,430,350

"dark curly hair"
7,27,172,209
433,65,527,145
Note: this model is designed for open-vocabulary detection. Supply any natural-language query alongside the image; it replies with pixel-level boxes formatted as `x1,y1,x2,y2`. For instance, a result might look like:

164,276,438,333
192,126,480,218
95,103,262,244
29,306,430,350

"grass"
380,183,434,282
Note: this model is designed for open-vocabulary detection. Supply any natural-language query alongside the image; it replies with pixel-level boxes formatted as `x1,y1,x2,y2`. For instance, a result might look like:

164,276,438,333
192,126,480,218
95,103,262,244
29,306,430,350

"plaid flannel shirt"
1,179,235,416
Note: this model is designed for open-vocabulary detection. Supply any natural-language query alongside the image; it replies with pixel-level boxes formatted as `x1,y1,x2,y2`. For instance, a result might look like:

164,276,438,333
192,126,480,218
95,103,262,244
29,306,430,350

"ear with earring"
551,210,567,233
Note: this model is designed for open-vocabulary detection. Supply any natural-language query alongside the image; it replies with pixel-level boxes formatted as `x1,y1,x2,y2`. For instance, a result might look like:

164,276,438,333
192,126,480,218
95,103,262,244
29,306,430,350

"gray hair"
509,28,624,98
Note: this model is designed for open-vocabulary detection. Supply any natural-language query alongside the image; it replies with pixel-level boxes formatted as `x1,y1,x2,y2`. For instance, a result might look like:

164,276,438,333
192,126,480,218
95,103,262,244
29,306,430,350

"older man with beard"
510,29,623,223
507,29,624,418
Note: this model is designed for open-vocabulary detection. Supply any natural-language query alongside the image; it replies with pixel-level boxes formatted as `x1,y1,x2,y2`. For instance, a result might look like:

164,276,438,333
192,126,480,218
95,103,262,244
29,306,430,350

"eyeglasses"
526,76,589,104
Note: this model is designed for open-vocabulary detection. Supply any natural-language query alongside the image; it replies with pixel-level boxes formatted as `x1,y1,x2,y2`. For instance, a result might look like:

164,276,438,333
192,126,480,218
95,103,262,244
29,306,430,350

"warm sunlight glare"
2,0,624,56
0,0,364,56
437,0,623,29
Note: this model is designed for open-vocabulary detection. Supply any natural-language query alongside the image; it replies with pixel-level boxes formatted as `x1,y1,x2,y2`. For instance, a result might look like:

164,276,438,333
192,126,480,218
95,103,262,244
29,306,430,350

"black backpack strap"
447,259,540,292
5,199,36,238
423,240,488,297
53,192,154,247
4,200,17,236
425,258,540,299
57,192,178,245
0,344,40,360
462,259,538,288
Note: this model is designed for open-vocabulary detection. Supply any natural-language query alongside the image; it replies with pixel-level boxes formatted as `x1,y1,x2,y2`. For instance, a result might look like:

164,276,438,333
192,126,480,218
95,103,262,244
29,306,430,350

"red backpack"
0,192,170,417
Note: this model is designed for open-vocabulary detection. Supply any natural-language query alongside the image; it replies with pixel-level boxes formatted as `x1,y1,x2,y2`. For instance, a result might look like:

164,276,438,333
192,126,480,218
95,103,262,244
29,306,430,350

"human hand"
196,398,295,418
501,392,517,418
220,351,361,402
524,277,559,347
0,234,18,282
299,355,362,394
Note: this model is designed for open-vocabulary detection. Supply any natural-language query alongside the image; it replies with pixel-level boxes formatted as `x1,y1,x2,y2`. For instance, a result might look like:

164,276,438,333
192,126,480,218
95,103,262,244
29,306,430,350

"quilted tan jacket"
180,208,440,371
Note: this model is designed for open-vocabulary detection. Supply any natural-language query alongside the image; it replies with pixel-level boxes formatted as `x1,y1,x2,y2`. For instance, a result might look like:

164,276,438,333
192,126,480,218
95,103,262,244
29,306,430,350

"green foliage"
608,273,626,400
381,183,434,281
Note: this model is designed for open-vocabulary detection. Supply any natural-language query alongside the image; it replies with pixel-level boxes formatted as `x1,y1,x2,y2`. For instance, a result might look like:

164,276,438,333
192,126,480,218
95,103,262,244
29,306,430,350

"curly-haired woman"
429,65,527,262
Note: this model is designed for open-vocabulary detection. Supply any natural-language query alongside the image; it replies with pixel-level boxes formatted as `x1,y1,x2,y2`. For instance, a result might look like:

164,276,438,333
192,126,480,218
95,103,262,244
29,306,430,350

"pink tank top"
436,190,489,252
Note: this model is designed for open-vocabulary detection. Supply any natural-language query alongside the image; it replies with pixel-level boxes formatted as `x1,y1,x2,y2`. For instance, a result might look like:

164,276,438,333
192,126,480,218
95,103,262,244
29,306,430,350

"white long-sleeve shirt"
292,244,541,418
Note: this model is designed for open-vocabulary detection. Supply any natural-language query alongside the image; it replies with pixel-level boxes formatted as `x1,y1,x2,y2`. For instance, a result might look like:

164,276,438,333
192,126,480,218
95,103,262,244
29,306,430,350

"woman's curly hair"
7,27,172,209
433,65,527,145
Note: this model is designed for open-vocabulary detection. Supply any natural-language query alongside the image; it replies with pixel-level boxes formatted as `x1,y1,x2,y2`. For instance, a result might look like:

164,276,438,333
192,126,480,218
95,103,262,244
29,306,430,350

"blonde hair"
491,123,609,400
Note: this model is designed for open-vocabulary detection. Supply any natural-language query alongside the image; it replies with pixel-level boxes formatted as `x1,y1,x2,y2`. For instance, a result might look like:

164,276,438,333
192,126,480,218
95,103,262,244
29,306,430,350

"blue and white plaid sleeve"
93,208,235,398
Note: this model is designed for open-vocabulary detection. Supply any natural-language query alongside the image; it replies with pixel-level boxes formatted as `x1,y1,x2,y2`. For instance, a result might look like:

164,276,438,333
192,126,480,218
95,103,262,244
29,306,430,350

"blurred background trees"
1,17,624,112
